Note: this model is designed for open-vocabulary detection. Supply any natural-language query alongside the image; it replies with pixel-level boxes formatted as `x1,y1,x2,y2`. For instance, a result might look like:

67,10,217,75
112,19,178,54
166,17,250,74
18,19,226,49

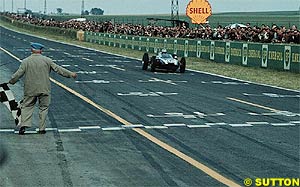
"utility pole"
11,0,13,13
24,0,26,10
171,0,179,27
3,0,5,12
44,0,47,14
81,0,85,16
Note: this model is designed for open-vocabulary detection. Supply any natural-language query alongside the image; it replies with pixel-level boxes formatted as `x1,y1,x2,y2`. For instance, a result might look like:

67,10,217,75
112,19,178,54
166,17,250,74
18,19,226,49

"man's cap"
30,43,44,50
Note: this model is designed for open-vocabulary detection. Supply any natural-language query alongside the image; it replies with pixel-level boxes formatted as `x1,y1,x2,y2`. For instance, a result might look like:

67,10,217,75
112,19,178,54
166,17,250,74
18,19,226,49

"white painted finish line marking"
122,124,144,128
58,129,82,132
36,128,58,131
144,126,168,129
163,124,186,127
229,124,253,127
0,129,15,132
271,123,295,126
187,125,211,128
79,126,101,130
102,127,125,131
13,131,37,134
246,122,269,125
205,123,227,126
0,121,297,134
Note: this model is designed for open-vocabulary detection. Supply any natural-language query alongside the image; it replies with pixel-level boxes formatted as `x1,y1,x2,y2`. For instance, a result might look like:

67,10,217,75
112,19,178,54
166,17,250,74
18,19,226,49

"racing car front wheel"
180,57,186,73
142,53,149,70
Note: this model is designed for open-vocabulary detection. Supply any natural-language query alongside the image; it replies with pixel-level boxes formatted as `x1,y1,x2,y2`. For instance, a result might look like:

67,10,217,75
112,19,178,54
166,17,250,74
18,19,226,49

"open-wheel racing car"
142,49,186,73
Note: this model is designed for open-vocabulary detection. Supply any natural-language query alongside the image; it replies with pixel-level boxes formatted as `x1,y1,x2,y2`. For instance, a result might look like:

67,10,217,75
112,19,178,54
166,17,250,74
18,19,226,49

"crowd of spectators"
4,13,300,44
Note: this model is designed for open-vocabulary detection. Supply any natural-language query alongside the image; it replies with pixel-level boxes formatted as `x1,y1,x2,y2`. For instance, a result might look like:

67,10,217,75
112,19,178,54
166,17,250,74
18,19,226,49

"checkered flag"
0,83,21,127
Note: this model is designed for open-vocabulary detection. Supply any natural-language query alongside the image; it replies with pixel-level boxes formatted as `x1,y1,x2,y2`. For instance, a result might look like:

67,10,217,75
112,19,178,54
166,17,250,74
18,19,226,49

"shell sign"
186,0,212,24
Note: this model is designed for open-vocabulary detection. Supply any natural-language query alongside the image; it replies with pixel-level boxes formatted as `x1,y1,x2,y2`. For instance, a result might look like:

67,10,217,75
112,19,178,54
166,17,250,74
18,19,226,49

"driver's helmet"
161,49,167,53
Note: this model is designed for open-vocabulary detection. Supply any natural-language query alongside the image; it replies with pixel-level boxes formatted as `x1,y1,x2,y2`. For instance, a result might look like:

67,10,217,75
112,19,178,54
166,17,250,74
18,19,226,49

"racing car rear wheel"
150,56,156,72
142,53,149,70
179,57,186,73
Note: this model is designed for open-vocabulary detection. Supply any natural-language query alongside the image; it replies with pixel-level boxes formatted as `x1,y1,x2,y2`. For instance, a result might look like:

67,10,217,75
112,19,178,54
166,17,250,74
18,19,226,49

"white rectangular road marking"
122,124,144,128
79,126,101,130
58,129,82,132
144,126,168,129
36,128,58,131
0,129,15,132
14,130,37,134
246,122,269,125
102,127,125,131
165,113,183,115
290,121,300,124
187,125,211,128
82,58,94,62
271,123,295,126
205,123,227,126
183,115,198,119
248,112,259,115
163,124,186,127
262,113,282,116
212,81,223,84
110,66,126,71
208,113,226,116
229,124,253,127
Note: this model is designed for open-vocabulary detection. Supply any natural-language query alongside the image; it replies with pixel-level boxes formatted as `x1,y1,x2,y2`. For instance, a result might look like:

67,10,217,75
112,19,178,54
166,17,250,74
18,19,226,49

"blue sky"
1,0,299,15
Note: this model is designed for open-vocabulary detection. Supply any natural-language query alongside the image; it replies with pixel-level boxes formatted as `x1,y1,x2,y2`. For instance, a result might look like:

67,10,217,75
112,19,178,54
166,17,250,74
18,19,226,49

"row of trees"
83,8,104,15
56,8,104,15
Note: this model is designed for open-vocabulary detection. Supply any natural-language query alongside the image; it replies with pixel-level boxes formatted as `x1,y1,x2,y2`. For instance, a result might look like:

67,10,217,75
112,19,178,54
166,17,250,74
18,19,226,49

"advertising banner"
242,43,248,66
262,44,268,68
284,46,291,71
225,42,230,63
84,31,299,73
210,41,215,60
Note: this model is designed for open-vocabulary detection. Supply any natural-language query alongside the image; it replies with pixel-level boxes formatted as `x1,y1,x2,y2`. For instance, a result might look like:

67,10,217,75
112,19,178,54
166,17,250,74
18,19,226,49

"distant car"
142,50,186,73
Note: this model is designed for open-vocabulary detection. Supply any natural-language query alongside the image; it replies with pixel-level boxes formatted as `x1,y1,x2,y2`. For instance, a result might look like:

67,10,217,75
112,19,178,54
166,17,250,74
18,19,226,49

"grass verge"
1,20,299,90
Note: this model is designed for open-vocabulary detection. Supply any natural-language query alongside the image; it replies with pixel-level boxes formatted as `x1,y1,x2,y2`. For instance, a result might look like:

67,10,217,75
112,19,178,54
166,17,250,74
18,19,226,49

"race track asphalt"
0,26,299,187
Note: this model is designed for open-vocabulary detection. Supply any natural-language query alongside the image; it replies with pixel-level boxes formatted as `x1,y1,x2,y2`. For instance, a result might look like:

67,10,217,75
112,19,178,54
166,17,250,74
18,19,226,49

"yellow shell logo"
186,0,212,24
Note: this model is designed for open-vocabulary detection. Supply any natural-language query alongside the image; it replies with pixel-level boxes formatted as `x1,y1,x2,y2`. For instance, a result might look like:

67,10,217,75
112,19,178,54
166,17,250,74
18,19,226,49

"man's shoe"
19,127,26,135
37,130,46,134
